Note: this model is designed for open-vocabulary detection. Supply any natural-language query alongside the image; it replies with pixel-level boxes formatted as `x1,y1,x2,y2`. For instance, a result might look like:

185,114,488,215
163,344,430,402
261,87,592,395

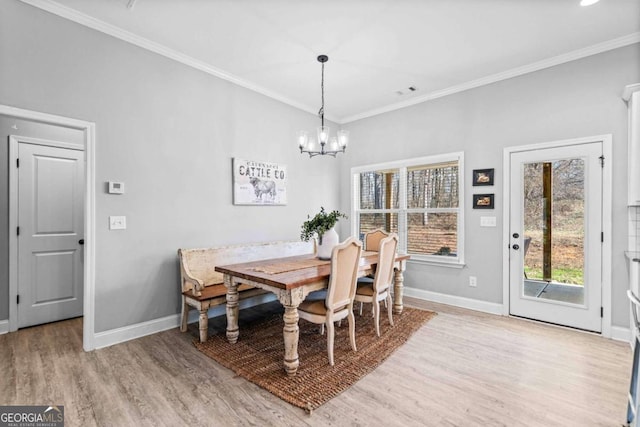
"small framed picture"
473,194,494,209
472,168,494,186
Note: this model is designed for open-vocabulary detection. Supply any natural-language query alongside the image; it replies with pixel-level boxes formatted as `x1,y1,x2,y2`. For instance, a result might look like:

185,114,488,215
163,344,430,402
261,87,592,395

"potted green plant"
300,207,348,259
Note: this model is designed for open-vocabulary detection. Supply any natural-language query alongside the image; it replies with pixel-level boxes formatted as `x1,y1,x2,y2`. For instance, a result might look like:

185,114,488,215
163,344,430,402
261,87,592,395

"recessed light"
580,0,600,6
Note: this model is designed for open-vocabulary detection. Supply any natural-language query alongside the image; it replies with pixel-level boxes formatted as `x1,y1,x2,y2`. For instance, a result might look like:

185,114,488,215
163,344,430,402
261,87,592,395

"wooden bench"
178,240,316,342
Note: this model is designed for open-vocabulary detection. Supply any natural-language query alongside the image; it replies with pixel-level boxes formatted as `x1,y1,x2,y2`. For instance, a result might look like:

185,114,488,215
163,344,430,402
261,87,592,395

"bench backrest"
178,240,316,293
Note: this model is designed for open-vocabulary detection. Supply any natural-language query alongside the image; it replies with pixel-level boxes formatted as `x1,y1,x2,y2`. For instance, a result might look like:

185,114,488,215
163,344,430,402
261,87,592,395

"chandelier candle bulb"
298,54,349,157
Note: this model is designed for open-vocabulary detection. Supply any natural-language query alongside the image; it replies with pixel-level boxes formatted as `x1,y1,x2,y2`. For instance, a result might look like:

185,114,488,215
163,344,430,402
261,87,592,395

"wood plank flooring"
0,298,632,426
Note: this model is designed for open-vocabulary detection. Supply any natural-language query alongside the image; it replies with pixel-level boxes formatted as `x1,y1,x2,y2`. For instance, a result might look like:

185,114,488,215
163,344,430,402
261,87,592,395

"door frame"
2,105,96,351
502,134,612,337
10,136,84,328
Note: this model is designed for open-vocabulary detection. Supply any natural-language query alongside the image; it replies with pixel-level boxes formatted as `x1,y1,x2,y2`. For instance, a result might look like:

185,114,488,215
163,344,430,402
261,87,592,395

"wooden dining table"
215,250,410,376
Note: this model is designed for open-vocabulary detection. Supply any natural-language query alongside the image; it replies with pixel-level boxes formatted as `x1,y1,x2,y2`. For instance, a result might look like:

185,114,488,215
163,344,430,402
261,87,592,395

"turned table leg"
225,275,240,344
198,309,208,343
282,305,300,376
393,265,405,315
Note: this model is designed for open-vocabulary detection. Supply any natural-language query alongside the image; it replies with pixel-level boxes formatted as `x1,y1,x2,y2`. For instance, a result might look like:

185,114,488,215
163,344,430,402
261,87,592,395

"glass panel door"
509,142,602,332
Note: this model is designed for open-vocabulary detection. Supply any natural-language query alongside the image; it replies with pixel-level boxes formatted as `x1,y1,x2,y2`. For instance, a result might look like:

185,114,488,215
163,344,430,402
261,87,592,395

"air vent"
396,86,418,96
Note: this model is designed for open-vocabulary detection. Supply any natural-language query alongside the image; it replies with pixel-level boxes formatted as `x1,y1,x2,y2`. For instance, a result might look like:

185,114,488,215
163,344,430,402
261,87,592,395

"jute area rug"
194,306,436,412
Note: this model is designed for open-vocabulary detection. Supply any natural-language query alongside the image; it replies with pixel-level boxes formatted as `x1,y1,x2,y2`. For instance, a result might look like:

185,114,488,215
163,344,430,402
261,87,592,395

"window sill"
407,257,466,269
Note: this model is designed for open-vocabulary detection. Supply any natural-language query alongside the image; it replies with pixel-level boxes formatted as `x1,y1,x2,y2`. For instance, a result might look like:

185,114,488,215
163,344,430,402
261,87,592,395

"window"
351,152,464,266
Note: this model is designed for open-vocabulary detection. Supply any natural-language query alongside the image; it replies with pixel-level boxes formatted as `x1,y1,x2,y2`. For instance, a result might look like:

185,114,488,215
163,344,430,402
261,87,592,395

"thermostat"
108,181,125,194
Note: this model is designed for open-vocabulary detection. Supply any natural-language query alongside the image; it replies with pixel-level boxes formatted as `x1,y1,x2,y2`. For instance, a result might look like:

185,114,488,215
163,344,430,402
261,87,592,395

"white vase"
317,227,339,260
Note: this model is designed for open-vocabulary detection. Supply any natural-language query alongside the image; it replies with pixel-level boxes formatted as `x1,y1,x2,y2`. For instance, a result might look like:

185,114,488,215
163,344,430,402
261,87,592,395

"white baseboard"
0,319,9,335
403,287,504,316
93,293,277,350
610,325,631,343
404,287,631,343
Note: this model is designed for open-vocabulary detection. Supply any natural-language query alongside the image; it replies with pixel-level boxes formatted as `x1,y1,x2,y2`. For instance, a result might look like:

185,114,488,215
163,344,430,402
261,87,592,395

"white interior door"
509,142,602,332
17,142,84,328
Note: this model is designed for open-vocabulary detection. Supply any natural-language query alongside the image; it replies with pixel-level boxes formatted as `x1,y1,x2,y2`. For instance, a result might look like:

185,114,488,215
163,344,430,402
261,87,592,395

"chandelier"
298,55,349,157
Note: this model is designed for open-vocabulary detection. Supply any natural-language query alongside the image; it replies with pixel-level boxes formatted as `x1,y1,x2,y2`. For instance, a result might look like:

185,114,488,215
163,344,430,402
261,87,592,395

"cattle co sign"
232,158,287,205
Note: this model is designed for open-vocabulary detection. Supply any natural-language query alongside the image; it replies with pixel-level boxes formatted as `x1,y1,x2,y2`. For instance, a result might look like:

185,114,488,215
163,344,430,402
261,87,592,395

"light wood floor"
0,298,632,426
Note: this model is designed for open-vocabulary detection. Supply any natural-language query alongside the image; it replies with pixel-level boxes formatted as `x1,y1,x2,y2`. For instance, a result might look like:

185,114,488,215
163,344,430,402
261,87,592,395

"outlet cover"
480,216,497,227
109,216,126,230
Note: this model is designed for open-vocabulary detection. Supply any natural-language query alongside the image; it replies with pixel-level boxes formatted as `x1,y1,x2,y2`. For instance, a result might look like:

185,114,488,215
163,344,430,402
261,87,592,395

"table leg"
198,309,208,343
282,305,300,376
393,264,405,315
224,275,239,344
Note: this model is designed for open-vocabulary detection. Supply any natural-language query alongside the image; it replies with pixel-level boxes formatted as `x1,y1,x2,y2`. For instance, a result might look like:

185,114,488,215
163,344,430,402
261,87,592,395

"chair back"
364,228,390,252
373,234,398,294
326,237,363,313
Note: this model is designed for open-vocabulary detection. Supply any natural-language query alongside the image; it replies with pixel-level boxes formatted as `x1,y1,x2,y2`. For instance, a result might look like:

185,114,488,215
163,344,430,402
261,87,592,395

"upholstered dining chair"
354,234,398,337
298,237,363,366
363,228,390,252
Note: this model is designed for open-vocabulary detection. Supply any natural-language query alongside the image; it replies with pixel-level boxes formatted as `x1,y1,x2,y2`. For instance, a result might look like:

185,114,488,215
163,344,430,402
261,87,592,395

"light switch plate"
108,181,125,194
109,216,126,230
480,216,497,227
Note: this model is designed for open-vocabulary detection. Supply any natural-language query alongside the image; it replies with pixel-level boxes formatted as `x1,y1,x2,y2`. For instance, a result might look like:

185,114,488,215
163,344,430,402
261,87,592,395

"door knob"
79,239,85,245
512,233,520,239
512,244,520,250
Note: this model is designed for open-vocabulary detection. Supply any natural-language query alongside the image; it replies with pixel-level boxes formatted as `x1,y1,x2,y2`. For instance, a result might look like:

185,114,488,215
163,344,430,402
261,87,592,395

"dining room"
1,0,640,425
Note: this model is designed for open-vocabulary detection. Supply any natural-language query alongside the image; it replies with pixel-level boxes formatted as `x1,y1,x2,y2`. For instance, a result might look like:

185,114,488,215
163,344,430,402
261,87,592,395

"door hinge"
601,306,603,318
16,158,19,168
16,226,20,236
17,294,20,305
601,231,604,242
599,155,605,168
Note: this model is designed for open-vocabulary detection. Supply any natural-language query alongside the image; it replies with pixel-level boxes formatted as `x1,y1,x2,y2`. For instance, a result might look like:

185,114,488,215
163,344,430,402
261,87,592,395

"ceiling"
23,0,640,123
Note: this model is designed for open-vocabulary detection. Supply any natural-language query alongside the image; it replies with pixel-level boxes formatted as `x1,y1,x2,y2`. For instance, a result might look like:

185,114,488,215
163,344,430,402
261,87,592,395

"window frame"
351,152,465,267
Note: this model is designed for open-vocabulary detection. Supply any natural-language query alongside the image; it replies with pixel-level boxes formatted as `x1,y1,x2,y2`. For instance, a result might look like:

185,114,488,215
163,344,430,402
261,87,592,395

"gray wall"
0,0,342,332
2,0,638,334
339,44,640,329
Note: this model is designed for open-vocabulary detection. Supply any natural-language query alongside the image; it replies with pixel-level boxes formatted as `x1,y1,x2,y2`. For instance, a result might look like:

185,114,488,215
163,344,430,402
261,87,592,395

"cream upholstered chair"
358,228,391,311
298,237,362,366
359,228,390,281
354,234,398,337
363,228,390,251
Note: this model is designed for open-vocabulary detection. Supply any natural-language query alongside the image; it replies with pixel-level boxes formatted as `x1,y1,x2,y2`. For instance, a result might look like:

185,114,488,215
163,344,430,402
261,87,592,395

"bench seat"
178,240,315,342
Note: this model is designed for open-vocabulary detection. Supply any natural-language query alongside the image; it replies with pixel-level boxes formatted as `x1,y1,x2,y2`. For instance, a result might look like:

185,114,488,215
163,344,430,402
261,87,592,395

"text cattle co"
237,162,285,180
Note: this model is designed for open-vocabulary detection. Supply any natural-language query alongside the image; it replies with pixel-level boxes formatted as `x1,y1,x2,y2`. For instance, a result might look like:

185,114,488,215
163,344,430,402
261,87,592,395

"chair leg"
386,294,394,327
180,297,189,332
359,301,363,316
198,309,208,343
326,320,335,366
373,300,381,337
320,324,325,335
348,310,357,352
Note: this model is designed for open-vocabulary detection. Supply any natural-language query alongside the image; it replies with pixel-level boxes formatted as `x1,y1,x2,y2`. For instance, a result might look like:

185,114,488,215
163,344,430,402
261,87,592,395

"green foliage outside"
524,266,584,286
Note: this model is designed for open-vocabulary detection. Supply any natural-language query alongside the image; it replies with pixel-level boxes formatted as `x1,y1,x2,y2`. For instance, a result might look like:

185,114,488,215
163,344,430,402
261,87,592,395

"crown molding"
18,0,639,125
17,0,341,121
341,32,640,124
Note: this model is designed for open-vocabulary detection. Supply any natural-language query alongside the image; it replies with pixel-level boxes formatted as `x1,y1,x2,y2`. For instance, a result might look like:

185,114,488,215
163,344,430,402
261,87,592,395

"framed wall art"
232,158,287,205
473,194,494,209
472,168,494,186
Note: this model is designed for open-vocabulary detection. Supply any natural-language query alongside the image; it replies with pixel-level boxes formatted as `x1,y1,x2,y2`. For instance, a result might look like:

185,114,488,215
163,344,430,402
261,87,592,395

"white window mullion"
351,152,464,267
